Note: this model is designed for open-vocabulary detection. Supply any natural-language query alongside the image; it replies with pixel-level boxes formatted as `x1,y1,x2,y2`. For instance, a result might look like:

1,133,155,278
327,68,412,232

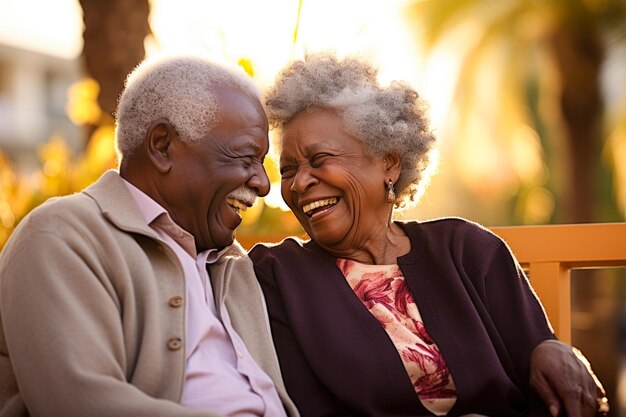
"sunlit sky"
0,0,461,207
0,0,453,119
0,0,464,213
2,0,625,223
0,0,417,73
0,0,83,58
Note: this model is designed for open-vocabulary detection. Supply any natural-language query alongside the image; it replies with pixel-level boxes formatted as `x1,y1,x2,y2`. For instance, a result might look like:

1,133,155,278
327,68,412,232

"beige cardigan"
0,170,298,417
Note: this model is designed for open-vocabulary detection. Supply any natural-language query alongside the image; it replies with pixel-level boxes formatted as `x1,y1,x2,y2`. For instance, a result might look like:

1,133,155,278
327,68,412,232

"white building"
0,43,83,171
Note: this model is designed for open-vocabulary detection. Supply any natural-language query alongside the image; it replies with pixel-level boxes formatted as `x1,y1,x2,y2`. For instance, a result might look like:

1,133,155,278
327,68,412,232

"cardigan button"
167,337,182,351
168,296,183,308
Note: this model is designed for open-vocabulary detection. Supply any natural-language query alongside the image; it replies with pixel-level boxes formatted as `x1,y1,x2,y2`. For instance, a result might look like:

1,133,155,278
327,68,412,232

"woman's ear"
145,120,176,173
383,152,401,182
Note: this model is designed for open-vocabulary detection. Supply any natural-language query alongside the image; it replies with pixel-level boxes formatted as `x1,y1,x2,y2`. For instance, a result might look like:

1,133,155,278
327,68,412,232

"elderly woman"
249,53,606,417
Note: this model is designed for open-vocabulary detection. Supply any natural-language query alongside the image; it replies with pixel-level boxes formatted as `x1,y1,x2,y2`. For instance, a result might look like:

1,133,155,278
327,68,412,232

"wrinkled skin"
279,107,407,265
530,340,605,417
157,87,270,251
122,86,270,252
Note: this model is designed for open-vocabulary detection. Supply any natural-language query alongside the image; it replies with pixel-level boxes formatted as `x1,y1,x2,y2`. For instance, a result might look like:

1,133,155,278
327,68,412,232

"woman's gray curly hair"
264,52,437,208
115,55,259,158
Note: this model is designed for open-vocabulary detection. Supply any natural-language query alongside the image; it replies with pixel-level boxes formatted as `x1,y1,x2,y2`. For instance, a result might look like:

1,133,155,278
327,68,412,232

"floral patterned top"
337,258,457,416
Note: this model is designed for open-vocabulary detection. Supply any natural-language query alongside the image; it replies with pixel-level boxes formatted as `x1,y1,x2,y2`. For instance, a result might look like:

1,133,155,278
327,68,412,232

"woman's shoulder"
402,216,488,233
248,235,310,262
399,217,516,277
400,216,503,248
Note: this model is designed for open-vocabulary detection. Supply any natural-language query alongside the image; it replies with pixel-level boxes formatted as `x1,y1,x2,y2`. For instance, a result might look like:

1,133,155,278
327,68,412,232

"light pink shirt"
124,180,286,417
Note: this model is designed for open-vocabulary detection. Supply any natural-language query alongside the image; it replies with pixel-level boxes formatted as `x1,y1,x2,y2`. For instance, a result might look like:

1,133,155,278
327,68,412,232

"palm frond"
292,0,304,47
405,0,523,47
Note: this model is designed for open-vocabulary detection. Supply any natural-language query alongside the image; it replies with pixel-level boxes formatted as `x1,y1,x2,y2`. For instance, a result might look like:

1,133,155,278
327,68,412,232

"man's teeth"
302,197,338,216
226,198,248,213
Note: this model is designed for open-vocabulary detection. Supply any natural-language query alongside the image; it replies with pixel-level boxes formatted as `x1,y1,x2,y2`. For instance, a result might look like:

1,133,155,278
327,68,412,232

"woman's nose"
289,167,317,193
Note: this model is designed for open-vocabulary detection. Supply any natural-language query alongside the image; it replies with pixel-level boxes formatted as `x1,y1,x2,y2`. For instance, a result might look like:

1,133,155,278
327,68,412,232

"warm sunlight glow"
509,125,546,184
146,0,427,212
264,182,289,211
521,187,554,224
0,0,468,219
148,0,297,86
149,0,419,88
455,117,519,200
607,124,626,217
0,0,83,59
0,0,440,215
67,78,102,126
419,47,459,134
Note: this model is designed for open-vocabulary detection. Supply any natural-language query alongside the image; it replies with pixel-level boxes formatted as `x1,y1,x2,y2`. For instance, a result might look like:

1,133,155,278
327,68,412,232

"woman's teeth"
302,197,338,216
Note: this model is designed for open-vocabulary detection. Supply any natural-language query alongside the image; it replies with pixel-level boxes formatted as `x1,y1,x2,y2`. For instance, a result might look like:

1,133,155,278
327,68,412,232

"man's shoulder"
18,191,99,232
15,171,121,232
0,191,104,268
3,172,128,251
219,240,249,260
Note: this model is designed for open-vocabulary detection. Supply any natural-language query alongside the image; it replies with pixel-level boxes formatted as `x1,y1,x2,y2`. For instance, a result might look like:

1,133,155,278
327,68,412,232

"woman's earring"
386,179,395,203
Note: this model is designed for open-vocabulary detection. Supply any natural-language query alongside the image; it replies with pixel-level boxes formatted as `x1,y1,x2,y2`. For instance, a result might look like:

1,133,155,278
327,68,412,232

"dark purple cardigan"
250,218,555,417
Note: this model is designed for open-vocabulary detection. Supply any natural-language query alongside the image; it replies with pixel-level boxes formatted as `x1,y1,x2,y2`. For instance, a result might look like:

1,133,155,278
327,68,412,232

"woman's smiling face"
279,108,392,252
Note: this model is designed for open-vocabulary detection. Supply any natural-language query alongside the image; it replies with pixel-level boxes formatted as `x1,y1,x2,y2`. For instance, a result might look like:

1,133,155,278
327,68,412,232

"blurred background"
0,0,624,414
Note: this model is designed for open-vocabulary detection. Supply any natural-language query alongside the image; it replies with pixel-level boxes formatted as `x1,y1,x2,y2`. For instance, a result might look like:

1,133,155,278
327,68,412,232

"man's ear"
383,152,401,182
145,120,177,173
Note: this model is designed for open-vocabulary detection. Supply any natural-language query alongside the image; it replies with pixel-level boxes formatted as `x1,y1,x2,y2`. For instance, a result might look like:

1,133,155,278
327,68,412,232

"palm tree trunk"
79,0,150,130
548,19,603,224
548,19,621,415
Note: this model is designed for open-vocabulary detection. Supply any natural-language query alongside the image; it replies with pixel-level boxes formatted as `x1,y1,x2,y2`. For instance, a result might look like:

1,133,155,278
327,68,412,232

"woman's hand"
530,339,607,417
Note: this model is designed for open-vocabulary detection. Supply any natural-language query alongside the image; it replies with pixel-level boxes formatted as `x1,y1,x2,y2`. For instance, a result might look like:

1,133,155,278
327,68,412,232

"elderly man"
0,56,298,417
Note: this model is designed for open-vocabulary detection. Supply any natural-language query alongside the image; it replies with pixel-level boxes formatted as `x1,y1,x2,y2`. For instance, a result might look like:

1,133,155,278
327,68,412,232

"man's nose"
248,164,271,197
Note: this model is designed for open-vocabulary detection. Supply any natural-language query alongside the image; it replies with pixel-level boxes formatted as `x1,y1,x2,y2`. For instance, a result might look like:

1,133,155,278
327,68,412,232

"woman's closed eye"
280,166,296,179
310,153,331,168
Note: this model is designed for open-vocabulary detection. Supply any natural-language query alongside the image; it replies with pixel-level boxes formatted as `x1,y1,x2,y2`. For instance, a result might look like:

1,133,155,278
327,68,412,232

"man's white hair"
115,55,260,157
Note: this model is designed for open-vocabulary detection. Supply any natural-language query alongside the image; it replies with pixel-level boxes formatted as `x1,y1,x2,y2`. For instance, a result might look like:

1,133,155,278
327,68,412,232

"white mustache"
227,186,258,206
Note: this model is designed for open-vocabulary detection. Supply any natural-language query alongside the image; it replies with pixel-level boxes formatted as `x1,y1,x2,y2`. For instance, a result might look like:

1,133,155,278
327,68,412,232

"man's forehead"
213,84,261,107
230,138,266,154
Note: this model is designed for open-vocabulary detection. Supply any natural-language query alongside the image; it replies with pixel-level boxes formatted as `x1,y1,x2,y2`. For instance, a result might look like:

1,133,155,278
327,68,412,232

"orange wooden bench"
492,223,626,343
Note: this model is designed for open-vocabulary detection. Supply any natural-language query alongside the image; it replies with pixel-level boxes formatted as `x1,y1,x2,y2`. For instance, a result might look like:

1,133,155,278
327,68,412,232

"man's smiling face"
164,86,270,251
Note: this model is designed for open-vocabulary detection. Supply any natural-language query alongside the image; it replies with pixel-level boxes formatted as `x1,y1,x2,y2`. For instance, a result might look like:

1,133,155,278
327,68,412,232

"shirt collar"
122,178,228,262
